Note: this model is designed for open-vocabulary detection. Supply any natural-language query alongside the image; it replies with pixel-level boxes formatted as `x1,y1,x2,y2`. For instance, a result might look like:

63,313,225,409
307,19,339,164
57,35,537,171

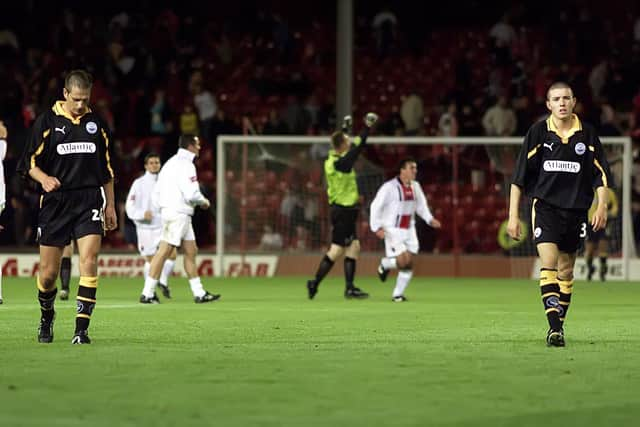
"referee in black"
507,82,613,347
18,70,117,344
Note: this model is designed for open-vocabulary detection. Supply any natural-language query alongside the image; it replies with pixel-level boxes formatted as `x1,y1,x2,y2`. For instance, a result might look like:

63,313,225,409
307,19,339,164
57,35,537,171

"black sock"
313,255,334,284
60,257,71,291
344,257,356,289
38,287,57,321
75,277,97,333
599,256,608,276
540,268,562,331
558,278,573,328
586,256,593,272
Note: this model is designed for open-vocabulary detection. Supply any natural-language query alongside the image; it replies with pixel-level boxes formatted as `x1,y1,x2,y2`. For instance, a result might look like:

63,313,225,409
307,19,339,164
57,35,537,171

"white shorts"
384,227,419,258
161,213,195,247
136,227,162,257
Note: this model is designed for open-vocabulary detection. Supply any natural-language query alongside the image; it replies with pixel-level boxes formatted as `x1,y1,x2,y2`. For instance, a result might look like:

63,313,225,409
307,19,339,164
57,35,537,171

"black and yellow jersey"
512,114,613,210
17,101,115,191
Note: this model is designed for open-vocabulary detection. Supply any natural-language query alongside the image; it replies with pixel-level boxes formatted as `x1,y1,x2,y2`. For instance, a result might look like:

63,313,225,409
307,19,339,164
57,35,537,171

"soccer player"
584,188,618,281
139,135,220,304
306,112,378,299
17,69,117,344
370,158,442,301
0,120,7,304
507,81,613,347
58,242,73,300
126,153,176,299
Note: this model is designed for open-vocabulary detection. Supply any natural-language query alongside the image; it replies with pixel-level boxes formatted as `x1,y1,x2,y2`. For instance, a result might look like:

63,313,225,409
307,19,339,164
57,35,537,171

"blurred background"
1,0,639,262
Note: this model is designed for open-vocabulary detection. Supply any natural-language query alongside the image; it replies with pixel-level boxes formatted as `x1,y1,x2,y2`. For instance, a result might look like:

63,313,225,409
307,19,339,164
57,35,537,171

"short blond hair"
546,82,573,100
331,131,347,149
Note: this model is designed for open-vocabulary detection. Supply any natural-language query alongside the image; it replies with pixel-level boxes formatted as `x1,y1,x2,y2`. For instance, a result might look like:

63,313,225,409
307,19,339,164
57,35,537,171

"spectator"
598,103,622,136
180,104,199,136
400,93,425,135
262,109,288,135
150,89,172,136
192,82,217,144
259,225,283,250
372,6,398,58
438,102,458,137
482,95,517,136
489,14,516,66
589,59,609,103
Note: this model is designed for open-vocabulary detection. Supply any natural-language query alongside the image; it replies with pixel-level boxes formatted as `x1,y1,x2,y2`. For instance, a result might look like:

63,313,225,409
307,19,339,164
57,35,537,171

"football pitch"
1,276,639,427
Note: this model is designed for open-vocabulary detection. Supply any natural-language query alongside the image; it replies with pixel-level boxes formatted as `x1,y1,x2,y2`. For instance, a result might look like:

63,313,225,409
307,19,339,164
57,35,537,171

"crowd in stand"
1,1,640,252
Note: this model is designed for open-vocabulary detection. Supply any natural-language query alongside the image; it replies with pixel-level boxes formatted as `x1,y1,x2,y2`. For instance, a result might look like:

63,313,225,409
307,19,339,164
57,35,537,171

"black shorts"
38,187,105,246
330,204,359,246
532,199,587,253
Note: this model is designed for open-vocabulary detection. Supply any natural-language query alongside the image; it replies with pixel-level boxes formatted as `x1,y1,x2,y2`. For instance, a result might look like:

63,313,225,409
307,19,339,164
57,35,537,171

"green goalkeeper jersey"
324,134,366,207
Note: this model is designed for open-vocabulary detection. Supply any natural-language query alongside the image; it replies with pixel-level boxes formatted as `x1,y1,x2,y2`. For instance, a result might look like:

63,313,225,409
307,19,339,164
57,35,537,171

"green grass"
1,276,639,427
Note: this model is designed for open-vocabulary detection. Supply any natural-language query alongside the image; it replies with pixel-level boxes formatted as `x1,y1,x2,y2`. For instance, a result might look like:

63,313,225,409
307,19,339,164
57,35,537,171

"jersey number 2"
92,209,101,222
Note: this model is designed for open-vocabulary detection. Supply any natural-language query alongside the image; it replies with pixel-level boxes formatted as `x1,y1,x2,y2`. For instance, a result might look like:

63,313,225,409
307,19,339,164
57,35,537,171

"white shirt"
370,177,434,232
0,139,6,206
193,91,217,121
152,148,207,217
125,171,161,229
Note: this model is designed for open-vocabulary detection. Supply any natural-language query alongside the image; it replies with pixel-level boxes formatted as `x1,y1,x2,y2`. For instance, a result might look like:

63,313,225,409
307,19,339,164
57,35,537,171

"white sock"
189,277,206,298
142,276,158,298
381,257,397,270
160,259,175,286
393,270,413,297
143,262,151,281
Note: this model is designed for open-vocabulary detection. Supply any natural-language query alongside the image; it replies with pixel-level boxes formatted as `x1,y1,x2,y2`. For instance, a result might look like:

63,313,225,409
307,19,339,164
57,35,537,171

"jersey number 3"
579,222,587,238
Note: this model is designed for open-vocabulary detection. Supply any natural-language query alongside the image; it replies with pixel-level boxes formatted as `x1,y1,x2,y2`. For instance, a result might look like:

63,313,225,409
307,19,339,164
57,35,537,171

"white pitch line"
0,303,144,310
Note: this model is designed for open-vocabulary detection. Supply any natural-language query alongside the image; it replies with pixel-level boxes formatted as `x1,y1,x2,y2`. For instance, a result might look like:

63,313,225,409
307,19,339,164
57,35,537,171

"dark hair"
64,70,93,91
144,152,160,164
330,131,346,149
178,134,199,149
546,81,573,100
398,158,417,172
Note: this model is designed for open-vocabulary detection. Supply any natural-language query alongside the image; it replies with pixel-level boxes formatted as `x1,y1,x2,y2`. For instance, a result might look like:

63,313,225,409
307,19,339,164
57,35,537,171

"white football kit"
152,148,208,247
370,177,435,257
125,171,162,256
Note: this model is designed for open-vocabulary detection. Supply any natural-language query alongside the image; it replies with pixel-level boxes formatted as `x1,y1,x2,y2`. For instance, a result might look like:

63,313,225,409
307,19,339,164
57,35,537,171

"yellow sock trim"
36,276,56,293
77,296,97,303
79,276,98,288
559,279,574,295
545,308,559,314
539,269,558,286
541,292,560,298
76,313,91,319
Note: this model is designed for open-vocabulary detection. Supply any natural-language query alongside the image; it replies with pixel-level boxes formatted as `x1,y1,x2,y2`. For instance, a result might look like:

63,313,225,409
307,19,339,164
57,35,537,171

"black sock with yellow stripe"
37,277,57,321
558,277,573,328
540,268,562,331
75,276,97,333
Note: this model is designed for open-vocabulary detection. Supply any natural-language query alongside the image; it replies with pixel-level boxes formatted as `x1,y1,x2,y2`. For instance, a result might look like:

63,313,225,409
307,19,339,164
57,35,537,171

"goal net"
216,135,633,279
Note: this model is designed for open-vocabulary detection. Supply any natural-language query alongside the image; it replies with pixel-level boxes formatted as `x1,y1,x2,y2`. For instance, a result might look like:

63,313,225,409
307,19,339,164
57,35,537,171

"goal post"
216,135,633,279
